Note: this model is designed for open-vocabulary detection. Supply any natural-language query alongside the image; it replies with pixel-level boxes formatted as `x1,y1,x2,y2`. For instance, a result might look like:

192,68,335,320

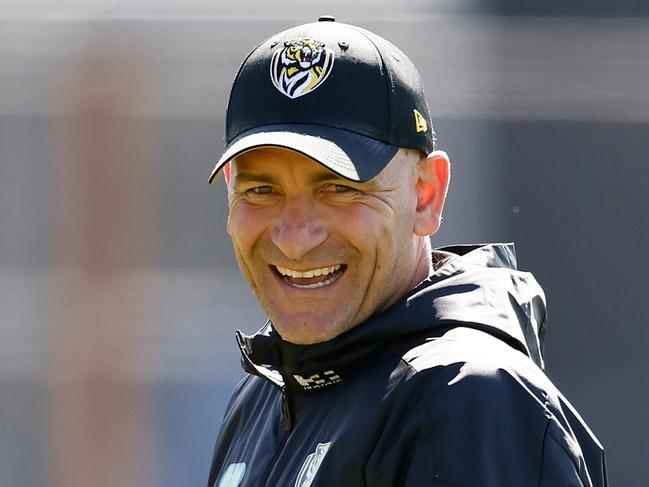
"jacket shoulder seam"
538,416,586,486
536,417,552,487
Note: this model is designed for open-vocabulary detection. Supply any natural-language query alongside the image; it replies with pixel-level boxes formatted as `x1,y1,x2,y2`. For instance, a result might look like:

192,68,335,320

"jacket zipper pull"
281,390,293,432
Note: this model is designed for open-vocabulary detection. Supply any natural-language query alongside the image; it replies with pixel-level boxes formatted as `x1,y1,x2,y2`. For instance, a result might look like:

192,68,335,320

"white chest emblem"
295,442,332,487
216,462,246,487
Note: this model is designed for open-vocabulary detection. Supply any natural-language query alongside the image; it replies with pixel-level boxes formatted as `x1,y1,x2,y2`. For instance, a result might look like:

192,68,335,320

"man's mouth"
273,264,346,289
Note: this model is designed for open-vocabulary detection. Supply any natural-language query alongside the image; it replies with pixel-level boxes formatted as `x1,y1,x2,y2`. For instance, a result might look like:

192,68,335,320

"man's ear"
223,162,232,187
413,150,450,237
223,162,232,234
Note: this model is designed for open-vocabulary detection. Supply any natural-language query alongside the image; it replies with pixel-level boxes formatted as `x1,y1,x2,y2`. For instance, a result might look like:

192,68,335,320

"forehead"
229,146,417,185
230,147,351,181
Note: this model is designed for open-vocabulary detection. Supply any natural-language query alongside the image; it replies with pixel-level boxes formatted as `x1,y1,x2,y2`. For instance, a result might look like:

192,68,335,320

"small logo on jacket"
270,38,335,99
216,462,246,487
295,442,332,487
293,370,341,390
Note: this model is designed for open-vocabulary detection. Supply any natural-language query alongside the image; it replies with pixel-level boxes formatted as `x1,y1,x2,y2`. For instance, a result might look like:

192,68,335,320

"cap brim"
208,124,399,183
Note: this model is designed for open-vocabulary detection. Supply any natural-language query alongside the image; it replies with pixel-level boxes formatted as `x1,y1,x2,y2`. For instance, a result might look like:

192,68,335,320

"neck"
408,236,434,293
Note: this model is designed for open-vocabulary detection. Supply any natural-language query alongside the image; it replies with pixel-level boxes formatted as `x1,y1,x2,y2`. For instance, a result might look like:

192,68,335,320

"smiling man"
225,146,446,345
207,17,607,487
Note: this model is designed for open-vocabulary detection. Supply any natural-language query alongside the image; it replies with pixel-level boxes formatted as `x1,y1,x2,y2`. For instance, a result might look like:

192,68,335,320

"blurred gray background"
1,0,648,485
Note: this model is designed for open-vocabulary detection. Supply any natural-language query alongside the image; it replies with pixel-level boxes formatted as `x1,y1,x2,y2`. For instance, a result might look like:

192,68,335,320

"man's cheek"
227,210,255,244
231,242,260,293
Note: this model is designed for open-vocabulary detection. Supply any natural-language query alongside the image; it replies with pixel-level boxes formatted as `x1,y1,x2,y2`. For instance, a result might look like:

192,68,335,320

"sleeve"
537,428,586,487
369,415,590,487
538,417,608,487
366,365,599,487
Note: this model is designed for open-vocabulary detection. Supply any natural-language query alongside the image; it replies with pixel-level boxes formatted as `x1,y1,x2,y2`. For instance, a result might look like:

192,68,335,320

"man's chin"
271,314,353,345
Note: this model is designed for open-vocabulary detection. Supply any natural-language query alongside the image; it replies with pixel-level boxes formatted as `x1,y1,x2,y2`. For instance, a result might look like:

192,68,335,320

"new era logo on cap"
413,109,428,133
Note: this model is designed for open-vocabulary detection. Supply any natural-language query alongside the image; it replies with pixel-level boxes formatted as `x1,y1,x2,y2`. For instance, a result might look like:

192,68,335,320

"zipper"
261,421,290,487
260,389,293,487
281,388,293,431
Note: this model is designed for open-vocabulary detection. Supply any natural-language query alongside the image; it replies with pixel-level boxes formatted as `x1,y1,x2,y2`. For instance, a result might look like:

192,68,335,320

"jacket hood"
237,243,547,392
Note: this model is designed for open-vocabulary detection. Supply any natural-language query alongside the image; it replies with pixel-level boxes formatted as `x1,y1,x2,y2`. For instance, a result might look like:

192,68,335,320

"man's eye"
249,186,273,195
332,184,354,194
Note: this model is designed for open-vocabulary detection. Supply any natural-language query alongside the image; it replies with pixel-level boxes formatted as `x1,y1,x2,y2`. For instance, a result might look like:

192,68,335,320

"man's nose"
271,196,328,261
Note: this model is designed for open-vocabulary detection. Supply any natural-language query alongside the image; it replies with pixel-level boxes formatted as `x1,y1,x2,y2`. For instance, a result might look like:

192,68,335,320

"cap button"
318,15,336,22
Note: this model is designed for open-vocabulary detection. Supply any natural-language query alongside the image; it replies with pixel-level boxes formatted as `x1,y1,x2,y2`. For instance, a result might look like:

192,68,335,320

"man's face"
226,147,425,344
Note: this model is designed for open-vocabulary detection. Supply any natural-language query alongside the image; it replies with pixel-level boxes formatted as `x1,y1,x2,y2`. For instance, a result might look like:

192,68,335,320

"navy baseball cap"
209,16,435,183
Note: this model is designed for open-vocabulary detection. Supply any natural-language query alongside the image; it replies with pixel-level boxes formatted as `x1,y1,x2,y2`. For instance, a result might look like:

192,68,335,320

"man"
207,17,607,487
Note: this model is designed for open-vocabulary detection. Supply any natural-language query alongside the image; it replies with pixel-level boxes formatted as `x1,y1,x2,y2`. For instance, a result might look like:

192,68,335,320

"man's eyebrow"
232,170,358,186
308,171,357,185
231,172,279,185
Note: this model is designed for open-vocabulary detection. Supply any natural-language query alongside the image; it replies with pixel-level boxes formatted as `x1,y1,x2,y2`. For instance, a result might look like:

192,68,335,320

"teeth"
275,264,341,278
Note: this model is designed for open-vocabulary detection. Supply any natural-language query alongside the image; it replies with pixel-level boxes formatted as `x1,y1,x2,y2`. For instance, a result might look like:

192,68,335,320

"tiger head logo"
270,38,335,99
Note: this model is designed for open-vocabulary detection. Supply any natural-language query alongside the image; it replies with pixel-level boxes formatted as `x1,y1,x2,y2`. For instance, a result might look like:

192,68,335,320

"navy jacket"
208,243,607,487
